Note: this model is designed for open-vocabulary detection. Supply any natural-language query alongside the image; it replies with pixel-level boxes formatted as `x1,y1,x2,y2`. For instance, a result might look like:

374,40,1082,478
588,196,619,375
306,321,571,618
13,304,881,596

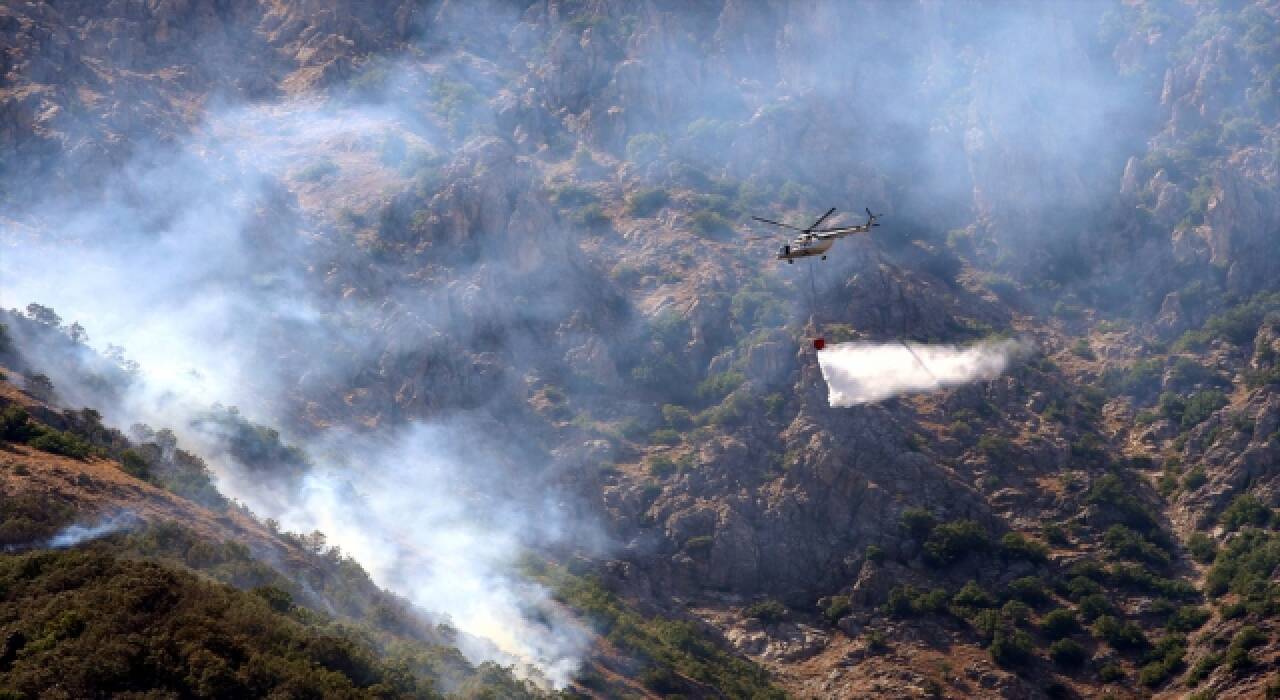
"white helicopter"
751,207,881,263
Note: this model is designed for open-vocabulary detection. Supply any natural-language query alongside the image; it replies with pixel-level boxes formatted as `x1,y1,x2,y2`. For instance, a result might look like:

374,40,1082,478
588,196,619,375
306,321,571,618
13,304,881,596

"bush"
647,456,678,477
1183,467,1208,490
952,581,996,610
697,372,745,403
626,188,670,217
1099,662,1125,682
1106,358,1163,400
744,600,787,624
1187,532,1216,564
1006,577,1049,605
1181,390,1227,429
900,508,936,539
119,449,151,480
1166,605,1210,633
999,533,1049,563
690,211,733,238
1092,615,1149,650
1103,524,1171,566
988,629,1033,667
1137,634,1186,688
626,133,664,165
1186,652,1222,685
1001,600,1031,626
1220,494,1273,531
1087,473,1159,533
865,544,885,564
976,434,1013,464
649,429,681,446
0,405,35,441
1078,594,1114,622
1042,522,1069,546
1041,608,1080,640
924,520,990,566
1050,638,1087,667
1204,529,1280,597
823,596,851,623
662,404,693,429
886,585,949,618
28,430,92,459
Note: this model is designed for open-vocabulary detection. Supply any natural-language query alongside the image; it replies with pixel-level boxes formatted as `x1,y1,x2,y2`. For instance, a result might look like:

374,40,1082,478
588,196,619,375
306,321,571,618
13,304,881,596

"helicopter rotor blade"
808,207,837,231
751,216,805,232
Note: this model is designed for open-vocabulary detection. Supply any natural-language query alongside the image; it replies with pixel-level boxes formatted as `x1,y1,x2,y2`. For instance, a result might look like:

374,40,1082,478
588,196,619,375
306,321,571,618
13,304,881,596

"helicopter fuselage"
777,236,835,262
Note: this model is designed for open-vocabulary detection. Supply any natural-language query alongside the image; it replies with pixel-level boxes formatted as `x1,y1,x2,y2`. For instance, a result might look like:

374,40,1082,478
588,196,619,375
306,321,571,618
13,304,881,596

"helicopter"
751,207,881,263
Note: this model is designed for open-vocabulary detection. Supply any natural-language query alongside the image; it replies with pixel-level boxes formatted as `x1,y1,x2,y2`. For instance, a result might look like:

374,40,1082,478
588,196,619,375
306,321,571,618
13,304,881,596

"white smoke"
818,339,1021,406
0,88,591,688
243,425,592,687
47,512,139,549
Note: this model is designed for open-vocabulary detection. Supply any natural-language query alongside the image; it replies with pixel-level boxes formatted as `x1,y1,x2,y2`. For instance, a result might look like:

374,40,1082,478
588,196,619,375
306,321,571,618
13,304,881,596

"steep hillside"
2,1,1280,698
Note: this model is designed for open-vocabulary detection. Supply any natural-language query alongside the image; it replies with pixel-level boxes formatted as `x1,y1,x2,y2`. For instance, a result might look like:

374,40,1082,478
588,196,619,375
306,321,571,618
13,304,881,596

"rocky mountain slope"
3,0,1280,698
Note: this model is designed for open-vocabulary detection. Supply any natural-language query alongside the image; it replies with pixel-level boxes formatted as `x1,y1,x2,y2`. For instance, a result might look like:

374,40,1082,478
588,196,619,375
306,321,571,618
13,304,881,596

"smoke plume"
47,512,139,549
818,340,1022,406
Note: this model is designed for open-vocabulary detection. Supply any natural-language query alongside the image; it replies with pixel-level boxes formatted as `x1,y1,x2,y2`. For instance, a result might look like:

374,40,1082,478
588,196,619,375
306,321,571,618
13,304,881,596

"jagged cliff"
3,1,1280,698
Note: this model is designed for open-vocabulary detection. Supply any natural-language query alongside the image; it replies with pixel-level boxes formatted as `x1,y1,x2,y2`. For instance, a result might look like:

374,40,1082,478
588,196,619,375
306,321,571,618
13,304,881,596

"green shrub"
119,449,151,480
1187,532,1216,563
1223,626,1265,672
1042,522,1069,546
1087,474,1159,533
1220,494,1273,531
1006,577,1049,605
1001,600,1031,626
690,211,733,238
1,405,36,441
662,405,693,429
988,629,1033,667
1204,528,1280,597
1183,468,1208,490
1105,358,1163,400
924,520,990,566
1092,615,1149,650
295,158,338,182
1186,652,1221,685
952,581,996,610
1050,638,1087,667
1103,524,1171,566
28,430,92,459
1181,390,1227,429
1071,337,1096,359
1166,605,1210,633
696,371,745,403
886,585,949,618
649,429,681,446
647,456,678,477
574,203,610,228
1138,636,1186,687
626,133,664,165
1041,608,1080,640
823,596,851,623
1099,662,1125,682
744,600,787,624
976,434,1013,464
900,508,937,539
999,532,1049,563
1078,594,1114,622
626,188,670,217
865,544,885,564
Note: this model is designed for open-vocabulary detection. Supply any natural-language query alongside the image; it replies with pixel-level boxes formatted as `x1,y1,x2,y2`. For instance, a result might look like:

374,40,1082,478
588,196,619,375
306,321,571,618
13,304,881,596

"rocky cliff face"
4,0,1280,697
